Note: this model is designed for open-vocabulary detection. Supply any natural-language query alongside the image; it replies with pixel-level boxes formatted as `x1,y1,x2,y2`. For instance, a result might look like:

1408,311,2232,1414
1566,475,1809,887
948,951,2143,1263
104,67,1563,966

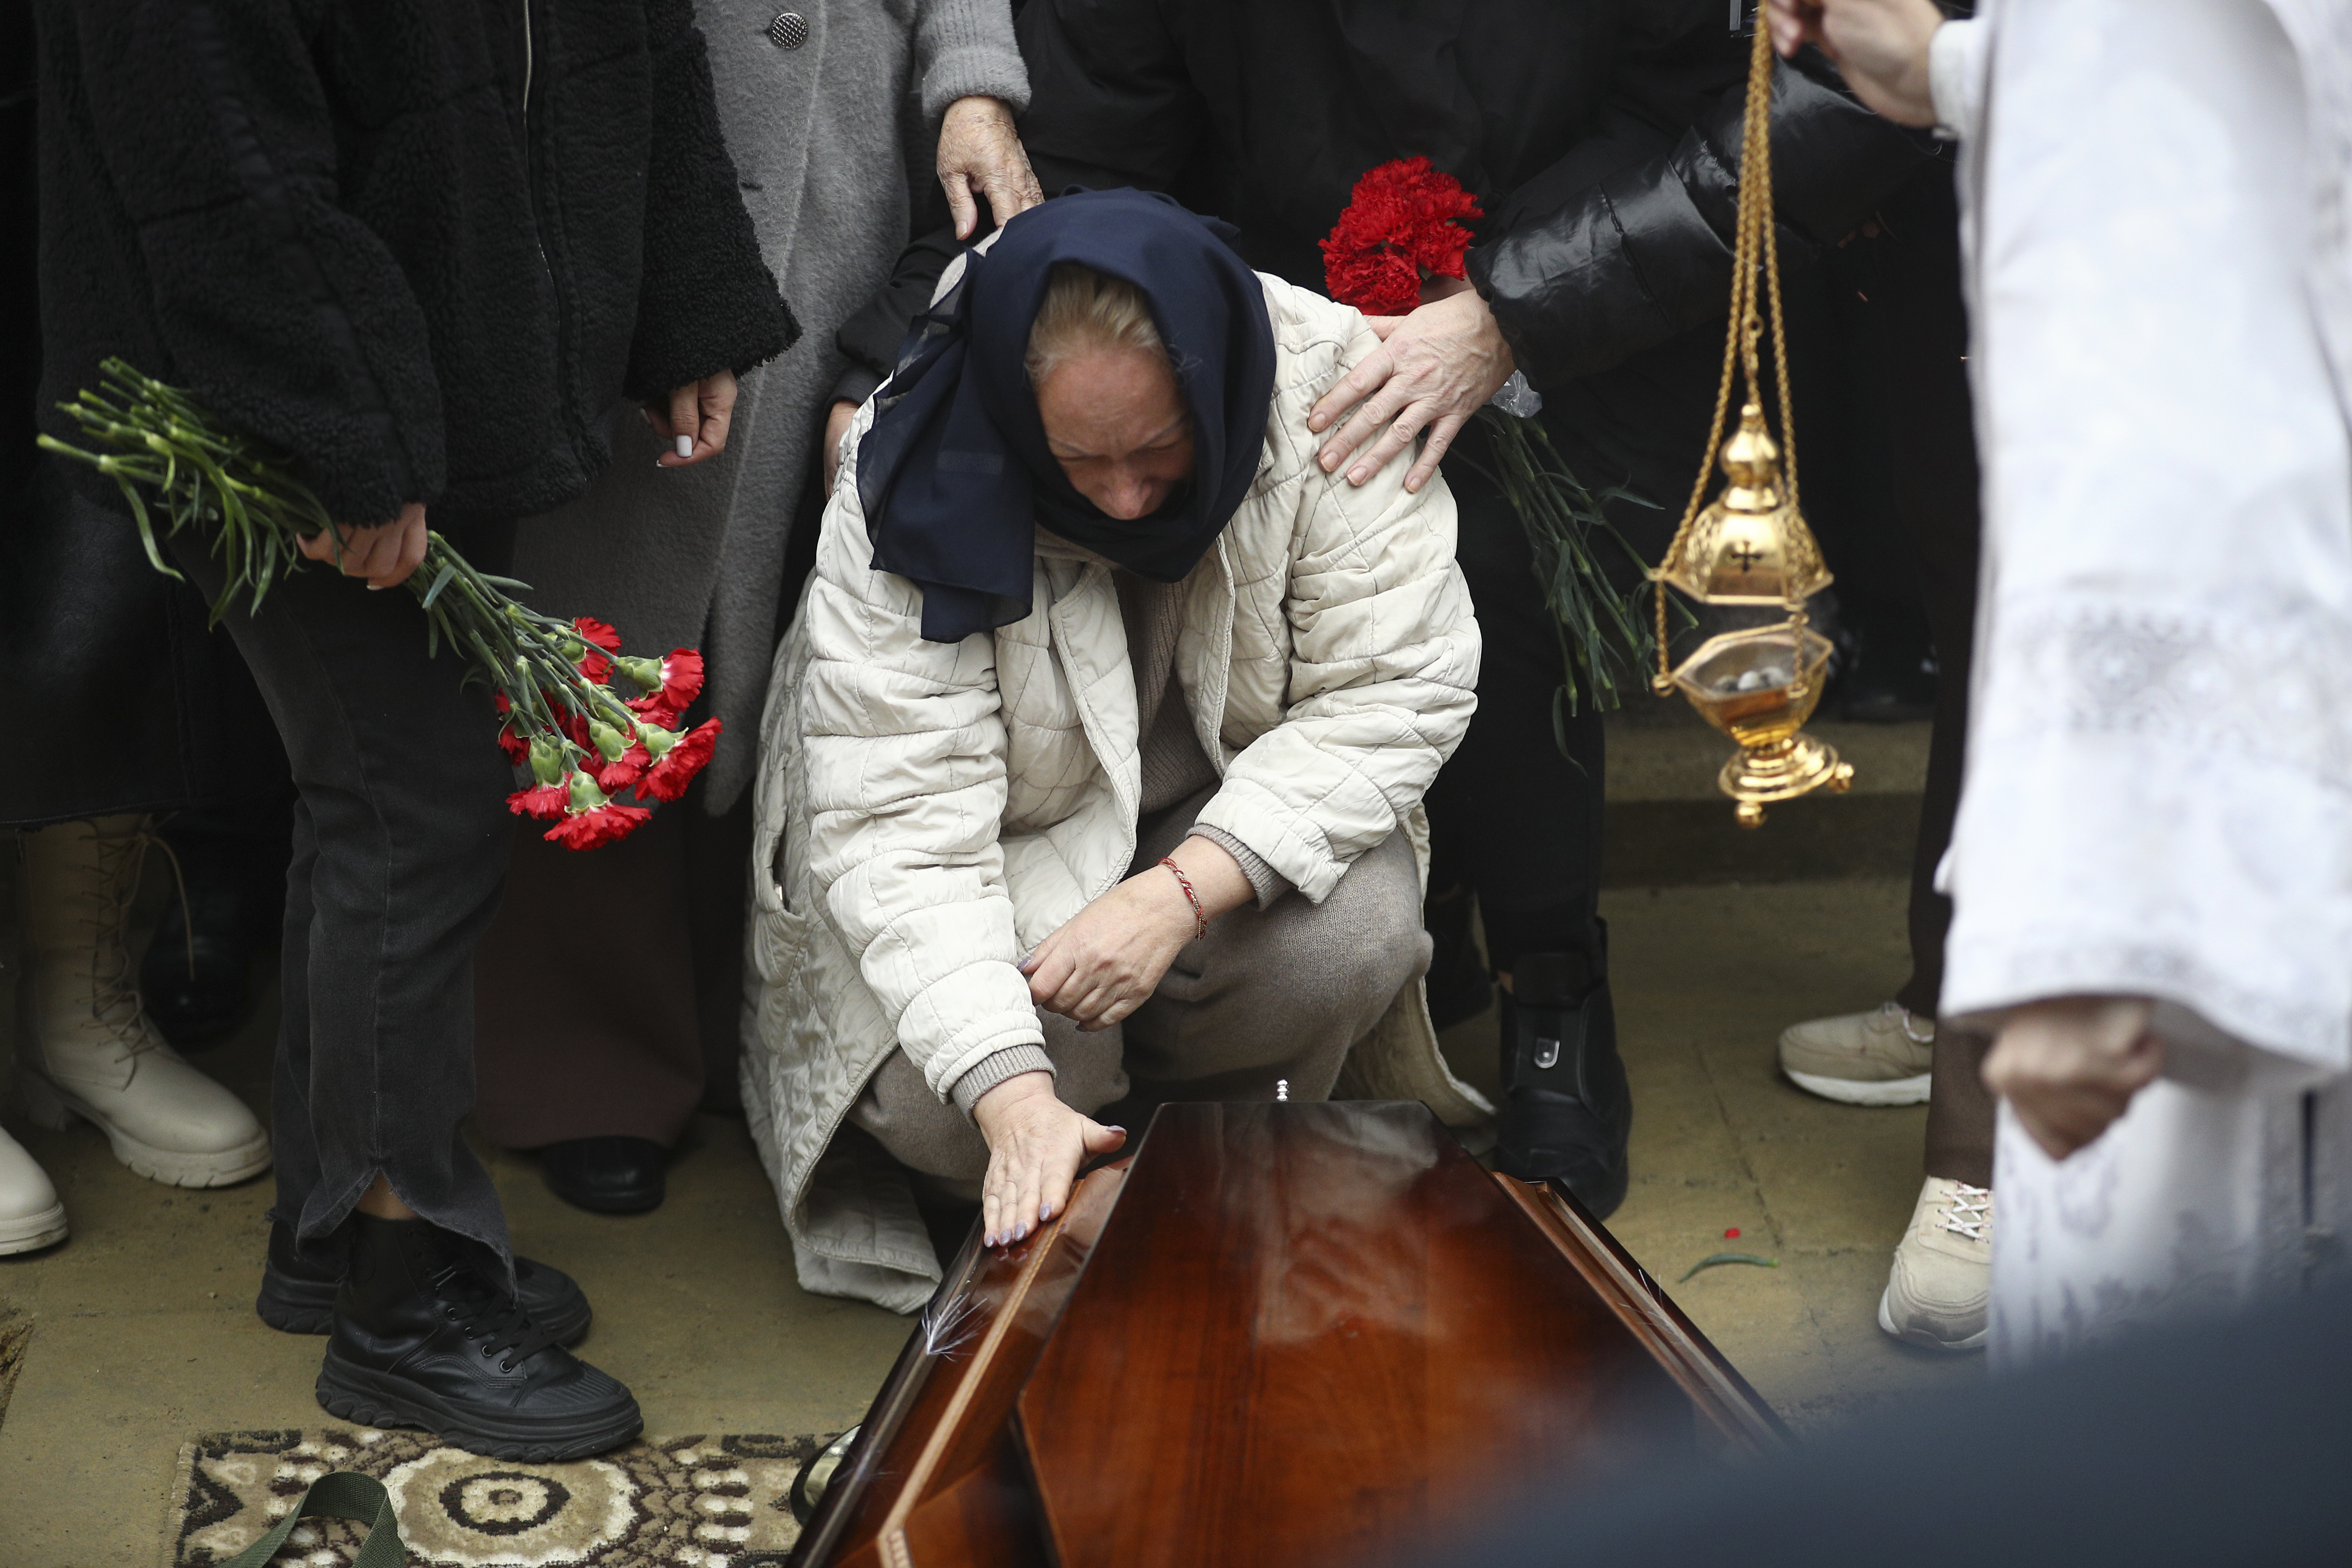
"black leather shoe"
540,1137,667,1215
139,827,283,1049
257,1220,592,1343
1423,886,1494,1033
1496,926,1632,1218
316,1213,641,1462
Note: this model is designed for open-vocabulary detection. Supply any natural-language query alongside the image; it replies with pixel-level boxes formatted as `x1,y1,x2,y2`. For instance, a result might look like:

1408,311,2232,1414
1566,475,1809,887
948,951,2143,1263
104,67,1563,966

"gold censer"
1650,18,1853,827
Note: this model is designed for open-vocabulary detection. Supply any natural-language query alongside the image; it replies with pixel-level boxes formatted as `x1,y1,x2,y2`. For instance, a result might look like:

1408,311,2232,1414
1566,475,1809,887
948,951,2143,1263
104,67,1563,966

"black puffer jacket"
838,0,1936,397
33,0,797,530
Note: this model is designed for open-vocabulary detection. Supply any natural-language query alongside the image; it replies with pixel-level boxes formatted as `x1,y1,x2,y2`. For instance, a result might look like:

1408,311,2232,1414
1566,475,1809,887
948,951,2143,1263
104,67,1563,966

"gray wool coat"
509,0,1028,813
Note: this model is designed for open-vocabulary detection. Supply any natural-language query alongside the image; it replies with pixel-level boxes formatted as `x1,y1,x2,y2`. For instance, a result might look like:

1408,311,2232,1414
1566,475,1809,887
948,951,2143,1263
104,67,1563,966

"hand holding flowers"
40,359,718,850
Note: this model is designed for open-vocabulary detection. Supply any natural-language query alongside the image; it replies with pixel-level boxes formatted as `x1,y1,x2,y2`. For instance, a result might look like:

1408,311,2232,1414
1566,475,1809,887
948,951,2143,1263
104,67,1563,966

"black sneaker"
315,1213,641,1462
1496,926,1632,1218
257,1220,592,1344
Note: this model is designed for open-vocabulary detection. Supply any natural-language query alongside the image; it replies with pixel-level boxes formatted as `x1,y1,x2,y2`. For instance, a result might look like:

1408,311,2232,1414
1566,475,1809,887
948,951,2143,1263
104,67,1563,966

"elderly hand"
971,1071,1127,1247
1307,280,1514,494
1021,836,1252,1031
1764,0,1944,127
298,502,429,590
645,369,740,467
938,94,1044,242
1983,997,2165,1161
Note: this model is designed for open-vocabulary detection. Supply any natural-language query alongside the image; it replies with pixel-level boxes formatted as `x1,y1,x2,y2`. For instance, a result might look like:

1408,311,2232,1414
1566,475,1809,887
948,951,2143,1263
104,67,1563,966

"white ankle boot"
13,815,271,1187
0,1123,66,1253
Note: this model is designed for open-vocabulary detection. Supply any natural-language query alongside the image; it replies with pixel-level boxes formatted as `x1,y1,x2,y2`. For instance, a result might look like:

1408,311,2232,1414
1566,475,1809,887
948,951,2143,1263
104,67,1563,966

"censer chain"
1652,15,1804,689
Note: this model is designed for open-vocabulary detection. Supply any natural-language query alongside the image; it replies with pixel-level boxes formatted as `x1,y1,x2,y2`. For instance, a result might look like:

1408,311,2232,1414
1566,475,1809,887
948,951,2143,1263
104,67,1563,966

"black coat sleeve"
63,0,447,525
1468,50,1939,390
623,0,797,401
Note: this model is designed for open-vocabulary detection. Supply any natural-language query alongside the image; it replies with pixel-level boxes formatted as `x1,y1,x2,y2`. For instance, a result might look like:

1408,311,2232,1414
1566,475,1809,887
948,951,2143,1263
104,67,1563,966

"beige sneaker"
1878,1176,1991,1352
1777,1001,1934,1106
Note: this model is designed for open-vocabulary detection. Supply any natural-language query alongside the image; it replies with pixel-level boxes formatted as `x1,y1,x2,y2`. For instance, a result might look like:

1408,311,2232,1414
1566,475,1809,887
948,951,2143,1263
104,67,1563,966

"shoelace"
1935,1182,1993,1244
1878,999,1936,1045
428,1262,559,1373
70,822,186,1060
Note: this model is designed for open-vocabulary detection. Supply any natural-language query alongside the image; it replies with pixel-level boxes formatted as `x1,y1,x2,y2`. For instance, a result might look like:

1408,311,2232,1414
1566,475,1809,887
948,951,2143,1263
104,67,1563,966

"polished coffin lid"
792,1101,1784,1568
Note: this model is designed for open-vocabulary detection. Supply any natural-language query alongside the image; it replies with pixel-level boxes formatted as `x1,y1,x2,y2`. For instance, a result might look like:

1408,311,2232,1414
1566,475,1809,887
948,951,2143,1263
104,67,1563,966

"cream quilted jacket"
741,273,1491,1311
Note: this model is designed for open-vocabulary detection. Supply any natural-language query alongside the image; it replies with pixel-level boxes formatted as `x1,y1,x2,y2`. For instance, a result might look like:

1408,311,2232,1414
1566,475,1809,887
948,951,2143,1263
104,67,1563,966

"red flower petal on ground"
505,783,570,821
542,802,652,850
636,718,722,803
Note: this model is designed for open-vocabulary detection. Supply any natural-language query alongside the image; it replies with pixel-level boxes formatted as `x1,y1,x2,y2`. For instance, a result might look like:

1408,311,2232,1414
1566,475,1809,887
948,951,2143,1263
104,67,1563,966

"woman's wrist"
971,1069,1057,1140
1158,834,1253,923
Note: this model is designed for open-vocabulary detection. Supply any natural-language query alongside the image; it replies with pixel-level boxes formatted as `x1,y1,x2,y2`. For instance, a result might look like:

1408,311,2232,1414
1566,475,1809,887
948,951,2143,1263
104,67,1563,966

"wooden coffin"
791,1100,1785,1568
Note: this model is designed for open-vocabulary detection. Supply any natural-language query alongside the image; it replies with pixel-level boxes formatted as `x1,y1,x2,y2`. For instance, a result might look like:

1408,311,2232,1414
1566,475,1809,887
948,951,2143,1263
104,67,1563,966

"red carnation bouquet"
40,360,716,849
1318,156,1486,318
1321,161,1660,719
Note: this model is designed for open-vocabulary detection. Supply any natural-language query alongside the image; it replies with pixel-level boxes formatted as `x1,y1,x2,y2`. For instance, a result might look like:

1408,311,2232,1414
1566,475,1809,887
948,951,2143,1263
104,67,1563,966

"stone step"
1602,706,1929,886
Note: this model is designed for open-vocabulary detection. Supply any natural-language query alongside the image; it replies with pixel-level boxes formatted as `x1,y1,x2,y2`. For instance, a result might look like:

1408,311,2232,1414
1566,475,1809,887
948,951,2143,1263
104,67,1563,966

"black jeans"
1424,414,1607,974
170,528,519,1271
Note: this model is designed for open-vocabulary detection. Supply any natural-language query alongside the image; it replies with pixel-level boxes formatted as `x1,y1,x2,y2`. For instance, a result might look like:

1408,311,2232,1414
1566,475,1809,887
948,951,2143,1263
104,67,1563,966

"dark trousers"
473,792,752,1148
1425,413,1607,974
170,529,519,1268
1855,166,1994,1188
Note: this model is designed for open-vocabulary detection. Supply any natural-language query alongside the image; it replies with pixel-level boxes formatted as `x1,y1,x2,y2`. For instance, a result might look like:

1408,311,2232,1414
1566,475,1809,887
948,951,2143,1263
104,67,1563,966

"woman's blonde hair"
1025,262,1173,387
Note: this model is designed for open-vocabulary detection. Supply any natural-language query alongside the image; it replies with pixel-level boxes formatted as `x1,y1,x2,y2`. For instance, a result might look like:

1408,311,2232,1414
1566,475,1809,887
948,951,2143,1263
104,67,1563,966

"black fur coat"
31,0,796,530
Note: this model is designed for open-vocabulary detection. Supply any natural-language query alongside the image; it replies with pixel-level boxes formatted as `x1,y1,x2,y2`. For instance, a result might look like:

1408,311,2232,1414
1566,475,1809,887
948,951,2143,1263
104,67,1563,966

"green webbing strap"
217,1470,407,1568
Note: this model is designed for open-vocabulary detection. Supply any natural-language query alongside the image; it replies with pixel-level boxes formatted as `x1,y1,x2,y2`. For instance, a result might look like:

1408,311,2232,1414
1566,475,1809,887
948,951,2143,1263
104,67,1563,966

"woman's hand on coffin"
1020,838,1253,1030
645,368,740,466
971,1071,1127,1246
1306,281,1514,495
938,95,1044,242
1983,996,2164,1161
298,502,428,589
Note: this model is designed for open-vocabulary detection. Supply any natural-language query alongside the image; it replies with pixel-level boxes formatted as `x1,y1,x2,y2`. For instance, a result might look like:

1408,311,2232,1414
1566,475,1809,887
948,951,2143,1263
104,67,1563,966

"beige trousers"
850,787,1431,1188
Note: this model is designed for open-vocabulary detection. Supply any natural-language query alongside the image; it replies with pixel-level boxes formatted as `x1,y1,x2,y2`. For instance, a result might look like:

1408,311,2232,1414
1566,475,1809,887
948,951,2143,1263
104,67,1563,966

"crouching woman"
743,190,1485,1310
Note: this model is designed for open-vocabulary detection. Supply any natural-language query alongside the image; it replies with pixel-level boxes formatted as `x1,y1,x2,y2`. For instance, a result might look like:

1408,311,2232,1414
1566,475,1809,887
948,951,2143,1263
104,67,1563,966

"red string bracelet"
1159,856,1210,939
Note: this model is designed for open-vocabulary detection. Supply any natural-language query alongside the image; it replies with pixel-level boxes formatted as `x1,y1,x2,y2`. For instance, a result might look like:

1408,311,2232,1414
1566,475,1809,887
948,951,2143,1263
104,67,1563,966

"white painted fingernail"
675,434,694,459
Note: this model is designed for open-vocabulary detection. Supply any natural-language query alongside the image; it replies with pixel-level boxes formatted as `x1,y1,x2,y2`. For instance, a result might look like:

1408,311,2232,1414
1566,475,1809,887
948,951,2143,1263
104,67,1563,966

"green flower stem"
1461,408,1673,743
37,358,654,781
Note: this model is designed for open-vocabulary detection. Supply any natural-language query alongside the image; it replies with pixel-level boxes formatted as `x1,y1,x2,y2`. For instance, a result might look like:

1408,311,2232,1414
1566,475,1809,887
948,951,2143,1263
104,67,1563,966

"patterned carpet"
168,1429,834,1567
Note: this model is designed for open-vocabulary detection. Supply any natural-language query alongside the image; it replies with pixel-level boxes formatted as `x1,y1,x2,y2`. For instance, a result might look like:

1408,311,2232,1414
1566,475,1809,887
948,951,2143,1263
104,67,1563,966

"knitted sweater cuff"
1188,826,1291,910
919,0,1031,122
949,1044,1057,1118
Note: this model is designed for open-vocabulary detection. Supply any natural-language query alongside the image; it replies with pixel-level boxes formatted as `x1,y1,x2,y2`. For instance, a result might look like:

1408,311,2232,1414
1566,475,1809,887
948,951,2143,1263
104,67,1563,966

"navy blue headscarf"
858,189,1278,643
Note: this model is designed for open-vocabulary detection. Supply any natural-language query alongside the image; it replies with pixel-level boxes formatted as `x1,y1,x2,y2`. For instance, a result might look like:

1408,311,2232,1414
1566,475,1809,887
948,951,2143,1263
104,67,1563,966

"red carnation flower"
1320,156,1485,315
571,616,622,684
592,739,652,794
506,782,570,821
637,718,722,803
622,649,707,725
493,695,531,764
543,801,652,850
